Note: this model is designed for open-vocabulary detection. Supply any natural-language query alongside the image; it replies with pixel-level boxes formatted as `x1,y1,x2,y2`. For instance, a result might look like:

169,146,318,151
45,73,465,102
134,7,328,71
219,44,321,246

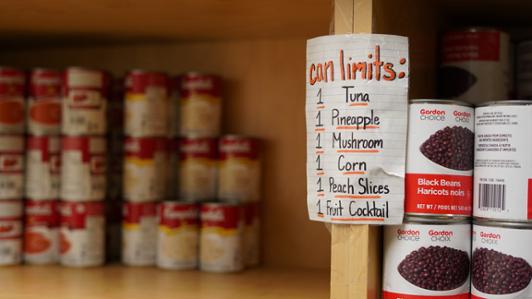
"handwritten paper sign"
306,34,409,224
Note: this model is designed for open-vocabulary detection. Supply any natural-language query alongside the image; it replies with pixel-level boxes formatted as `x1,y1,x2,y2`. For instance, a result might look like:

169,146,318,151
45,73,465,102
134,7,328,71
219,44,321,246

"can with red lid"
122,201,157,266
157,201,198,270
0,135,24,200
0,67,25,134
23,199,60,264
123,137,168,202
59,201,105,267
0,200,23,265
200,202,243,273
61,136,107,201
243,201,260,267
28,68,62,135
62,67,107,135
25,136,61,200
178,73,221,137
218,135,260,203
178,137,217,202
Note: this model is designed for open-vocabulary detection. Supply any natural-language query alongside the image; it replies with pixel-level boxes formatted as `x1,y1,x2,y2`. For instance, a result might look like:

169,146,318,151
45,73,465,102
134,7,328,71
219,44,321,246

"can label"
59,201,104,267
383,222,471,298
0,200,23,265
24,200,60,264
0,135,24,200
123,137,168,201
243,202,260,267
125,71,169,137
28,69,62,135
157,202,198,269
406,102,474,216
122,201,157,266
179,74,221,137
62,68,107,135
200,204,243,272
61,136,107,201
0,68,25,134
178,138,217,202
472,223,532,298
474,104,532,221
218,136,260,203
26,136,61,199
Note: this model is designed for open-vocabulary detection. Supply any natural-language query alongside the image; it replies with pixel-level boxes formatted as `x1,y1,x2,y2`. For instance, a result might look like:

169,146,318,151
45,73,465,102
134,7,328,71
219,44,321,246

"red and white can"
218,135,260,203
157,201,198,270
28,68,62,135
0,67,25,134
0,135,24,200
243,201,260,267
59,201,104,267
122,201,157,266
0,200,23,265
382,216,471,299
406,100,474,217
25,136,61,200
61,136,107,201
23,199,60,264
200,202,243,273
62,67,108,135
125,70,169,137
123,137,168,202
178,137,217,202
178,73,221,137
439,28,510,104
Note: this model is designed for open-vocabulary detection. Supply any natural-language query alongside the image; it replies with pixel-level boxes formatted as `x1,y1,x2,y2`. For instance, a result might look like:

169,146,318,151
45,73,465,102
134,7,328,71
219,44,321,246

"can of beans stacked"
177,137,217,202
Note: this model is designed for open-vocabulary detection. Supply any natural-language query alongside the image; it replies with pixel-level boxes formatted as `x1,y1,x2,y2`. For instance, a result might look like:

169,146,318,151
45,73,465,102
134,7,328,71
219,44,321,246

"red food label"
383,291,469,299
126,71,169,93
219,136,259,160
60,201,104,229
178,73,221,98
179,137,218,159
442,31,500,62
62,136,106,162
158,202,198,228
25,200,60,227
30,69,61,98
200,204,241,229
124,137,168,159
0,67,25,97
0,153,24,173
123,202,157,224
27,136,61,161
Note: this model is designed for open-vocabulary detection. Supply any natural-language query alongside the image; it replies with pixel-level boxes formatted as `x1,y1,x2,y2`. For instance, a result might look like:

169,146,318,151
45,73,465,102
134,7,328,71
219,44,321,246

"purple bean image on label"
398,245,470,291
420,126,474,171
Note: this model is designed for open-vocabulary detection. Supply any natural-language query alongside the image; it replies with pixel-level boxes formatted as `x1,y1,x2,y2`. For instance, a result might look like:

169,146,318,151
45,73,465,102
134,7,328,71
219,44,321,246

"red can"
0,135,24,200
0,67,25,134
24,199,60,264
122,201,157,266
28,68,62,135
25,136,61,200
0,200,23,265
178,137,218,202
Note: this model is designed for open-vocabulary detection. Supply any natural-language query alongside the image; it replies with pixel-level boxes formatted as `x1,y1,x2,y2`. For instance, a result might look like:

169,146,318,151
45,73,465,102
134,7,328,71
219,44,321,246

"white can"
25,136,61,200
28,68,62,135
243,201,260,267
0,67,25,134
62,67,108,135
178,137,218,202
0,200,22,265
0,135,24,200
474,101,532,221
123,137,168,202
200,203,243,273
59,201,104,267
157,201,198,270
517,41,532,99
472,220,532,298
122,201,157,266
61,136,107,201
23,200,60,264
382,216,471,299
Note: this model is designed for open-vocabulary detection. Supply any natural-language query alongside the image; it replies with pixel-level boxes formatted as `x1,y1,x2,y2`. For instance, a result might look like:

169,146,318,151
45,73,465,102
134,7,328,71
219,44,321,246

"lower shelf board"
0,265,329,299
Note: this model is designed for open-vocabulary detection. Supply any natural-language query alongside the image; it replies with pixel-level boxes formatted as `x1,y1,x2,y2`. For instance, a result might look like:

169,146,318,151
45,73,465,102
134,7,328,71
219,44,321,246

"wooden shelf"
0,265,328,299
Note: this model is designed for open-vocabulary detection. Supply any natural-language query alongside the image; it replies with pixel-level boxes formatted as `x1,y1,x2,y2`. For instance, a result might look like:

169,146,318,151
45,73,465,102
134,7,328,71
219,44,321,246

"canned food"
218,135,260,203
122,201,157,266
123,137,168,202
0,135,24,200
28,68,62,135
439,28,510,104
474,101,532,221
25,136,61,200
472,220,532,298
61,136,107,201
0,67,25,134
383,216,471,298
0,200,23,265
178,73,221,137
62,67,107,135
406,100,474,217
517,41,532,99
23,199,59,264
243,201,260,267
157,201,198,270
59,201,105,267
200,202,243,273
178,137,217,202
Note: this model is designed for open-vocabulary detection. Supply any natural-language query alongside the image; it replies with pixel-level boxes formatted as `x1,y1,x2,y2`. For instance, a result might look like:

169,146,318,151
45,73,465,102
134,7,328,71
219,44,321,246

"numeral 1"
317,88,323,104
316,111,323,127
317,177,324,192
316,133,322,149
316,155,323,171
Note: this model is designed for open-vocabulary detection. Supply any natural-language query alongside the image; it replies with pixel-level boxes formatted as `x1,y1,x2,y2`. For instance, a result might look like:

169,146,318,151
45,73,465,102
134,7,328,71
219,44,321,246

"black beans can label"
474,102,532,221
383,220,471,298
472,222,532,298
406,100,474,217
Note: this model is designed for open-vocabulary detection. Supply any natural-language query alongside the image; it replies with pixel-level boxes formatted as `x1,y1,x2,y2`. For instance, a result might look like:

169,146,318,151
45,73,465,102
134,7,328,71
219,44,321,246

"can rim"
473,218,532,228
410,99,473,107
64,66,104,73
404,215,470,224
476,100,532,107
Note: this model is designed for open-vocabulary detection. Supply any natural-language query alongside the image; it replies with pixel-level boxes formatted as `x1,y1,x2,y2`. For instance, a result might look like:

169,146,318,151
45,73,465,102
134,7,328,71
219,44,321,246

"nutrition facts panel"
306,34,409,224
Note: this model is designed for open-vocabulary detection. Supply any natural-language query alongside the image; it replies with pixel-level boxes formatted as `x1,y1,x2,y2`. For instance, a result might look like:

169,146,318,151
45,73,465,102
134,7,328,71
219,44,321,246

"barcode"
478,183,506,211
